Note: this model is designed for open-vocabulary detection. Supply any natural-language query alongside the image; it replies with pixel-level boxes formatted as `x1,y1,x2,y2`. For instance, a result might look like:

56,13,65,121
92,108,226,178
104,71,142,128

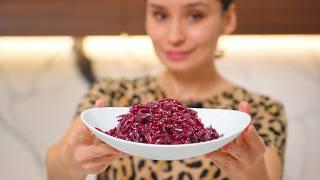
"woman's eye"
153,11,167,21
188,13,204,21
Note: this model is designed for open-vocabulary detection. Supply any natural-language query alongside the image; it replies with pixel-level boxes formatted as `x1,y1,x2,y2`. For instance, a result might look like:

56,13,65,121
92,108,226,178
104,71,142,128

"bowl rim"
80,107,251,148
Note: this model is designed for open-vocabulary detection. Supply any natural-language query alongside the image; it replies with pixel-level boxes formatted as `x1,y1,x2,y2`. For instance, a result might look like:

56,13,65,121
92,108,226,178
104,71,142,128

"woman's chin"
159,55,198,74
163,62,194,74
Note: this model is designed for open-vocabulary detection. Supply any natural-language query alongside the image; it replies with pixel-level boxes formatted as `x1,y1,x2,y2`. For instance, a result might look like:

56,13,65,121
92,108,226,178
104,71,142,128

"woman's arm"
45,100,128,180
46,116,87,180
205,101,283,180
264,147,283,180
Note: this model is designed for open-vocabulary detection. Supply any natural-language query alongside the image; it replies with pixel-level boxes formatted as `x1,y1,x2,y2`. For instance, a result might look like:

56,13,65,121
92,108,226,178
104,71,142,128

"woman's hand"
46,99,128,180
205,101,271,180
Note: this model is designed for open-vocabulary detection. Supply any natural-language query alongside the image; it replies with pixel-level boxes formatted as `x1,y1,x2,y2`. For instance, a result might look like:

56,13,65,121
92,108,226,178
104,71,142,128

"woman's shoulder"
92,75,156,90
230,86,285,112
76,76,156,114
84,75,164,106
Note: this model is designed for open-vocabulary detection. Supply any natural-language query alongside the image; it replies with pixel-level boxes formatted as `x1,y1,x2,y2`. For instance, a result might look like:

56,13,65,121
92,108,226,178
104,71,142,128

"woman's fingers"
71,98,128,174
211,159,229,172
69,124,95,148
204,102,268,176
221,124,266,166
69,99,107,147
68,109,129,165
239,101,250,114
205,150,239,172
221,135,248,161
81,155,119,174
70,140,129,175
244,124,266,155
238,101,265,157
73,143,123,163
95,99,105,108
84,153,125,166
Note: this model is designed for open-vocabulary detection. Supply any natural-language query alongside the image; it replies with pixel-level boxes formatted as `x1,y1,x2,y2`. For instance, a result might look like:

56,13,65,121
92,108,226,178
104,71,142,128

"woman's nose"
167,21,186,46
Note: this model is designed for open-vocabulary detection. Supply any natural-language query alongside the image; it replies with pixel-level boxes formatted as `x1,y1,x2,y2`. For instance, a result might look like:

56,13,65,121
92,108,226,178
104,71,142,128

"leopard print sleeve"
74,78,121,116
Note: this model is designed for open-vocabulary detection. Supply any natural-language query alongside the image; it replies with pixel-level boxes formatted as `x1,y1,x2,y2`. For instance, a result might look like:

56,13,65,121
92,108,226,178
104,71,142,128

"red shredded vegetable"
97,98,220,144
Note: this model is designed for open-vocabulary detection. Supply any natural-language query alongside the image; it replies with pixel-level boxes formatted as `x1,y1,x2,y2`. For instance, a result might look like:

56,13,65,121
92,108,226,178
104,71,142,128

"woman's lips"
165,50,191,61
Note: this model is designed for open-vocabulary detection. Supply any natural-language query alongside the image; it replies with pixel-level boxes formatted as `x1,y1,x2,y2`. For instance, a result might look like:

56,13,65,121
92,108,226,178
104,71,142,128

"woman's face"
146,0,235,73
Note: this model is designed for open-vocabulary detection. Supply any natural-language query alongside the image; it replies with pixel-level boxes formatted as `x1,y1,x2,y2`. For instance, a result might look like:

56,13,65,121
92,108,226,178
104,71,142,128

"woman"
46,0,287,179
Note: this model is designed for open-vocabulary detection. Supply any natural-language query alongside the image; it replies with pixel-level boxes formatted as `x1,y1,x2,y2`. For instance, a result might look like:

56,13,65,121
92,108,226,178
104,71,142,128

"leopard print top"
75,75,287,180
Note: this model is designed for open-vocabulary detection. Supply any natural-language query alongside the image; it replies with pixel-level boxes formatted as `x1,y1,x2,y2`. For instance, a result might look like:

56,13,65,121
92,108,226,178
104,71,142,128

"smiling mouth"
165,50,192,61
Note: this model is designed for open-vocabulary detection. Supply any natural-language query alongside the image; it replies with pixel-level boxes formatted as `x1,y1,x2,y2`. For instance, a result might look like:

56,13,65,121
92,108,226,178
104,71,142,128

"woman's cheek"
149,22,167,41
189,26,219,47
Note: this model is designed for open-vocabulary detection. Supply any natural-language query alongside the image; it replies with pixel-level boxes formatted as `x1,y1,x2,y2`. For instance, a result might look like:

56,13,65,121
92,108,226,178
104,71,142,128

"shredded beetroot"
97,98,220,144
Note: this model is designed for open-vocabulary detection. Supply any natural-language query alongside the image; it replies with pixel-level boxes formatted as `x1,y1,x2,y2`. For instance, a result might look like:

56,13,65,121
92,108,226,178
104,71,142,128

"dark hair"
221,0,234,11
144,0,234,11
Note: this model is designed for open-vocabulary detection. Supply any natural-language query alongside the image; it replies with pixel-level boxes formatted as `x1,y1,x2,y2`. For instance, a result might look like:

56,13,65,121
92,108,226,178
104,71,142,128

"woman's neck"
157,65,233,102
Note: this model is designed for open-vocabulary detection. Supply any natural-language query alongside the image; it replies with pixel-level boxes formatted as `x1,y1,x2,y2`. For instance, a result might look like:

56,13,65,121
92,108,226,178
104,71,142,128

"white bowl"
81,107,250,160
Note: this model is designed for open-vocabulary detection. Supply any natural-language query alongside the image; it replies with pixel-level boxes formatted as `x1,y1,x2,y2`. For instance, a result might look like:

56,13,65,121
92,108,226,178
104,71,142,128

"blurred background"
0,0,320,180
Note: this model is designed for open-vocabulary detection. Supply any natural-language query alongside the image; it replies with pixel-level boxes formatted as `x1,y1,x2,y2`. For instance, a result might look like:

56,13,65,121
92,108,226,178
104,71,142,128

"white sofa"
0,35,319,180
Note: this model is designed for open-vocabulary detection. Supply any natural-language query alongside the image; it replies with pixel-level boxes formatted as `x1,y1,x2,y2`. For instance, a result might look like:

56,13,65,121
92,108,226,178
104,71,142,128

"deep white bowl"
81,107,250,160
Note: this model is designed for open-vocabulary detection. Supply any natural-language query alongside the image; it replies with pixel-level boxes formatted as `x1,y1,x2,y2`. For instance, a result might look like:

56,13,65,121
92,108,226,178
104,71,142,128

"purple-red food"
97,98,220,144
